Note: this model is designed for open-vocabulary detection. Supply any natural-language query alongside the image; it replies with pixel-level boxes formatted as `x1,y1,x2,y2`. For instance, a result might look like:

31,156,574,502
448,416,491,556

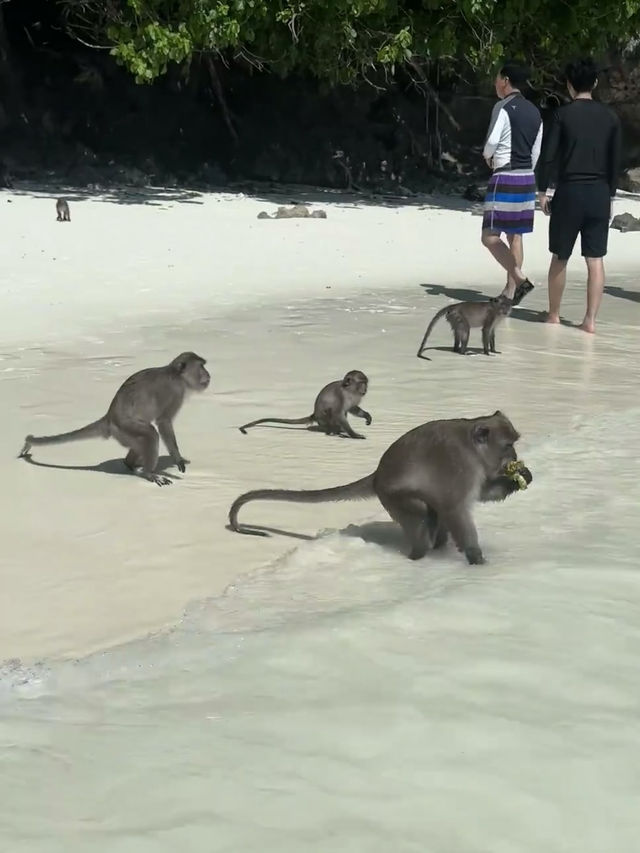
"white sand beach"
1,185,639,663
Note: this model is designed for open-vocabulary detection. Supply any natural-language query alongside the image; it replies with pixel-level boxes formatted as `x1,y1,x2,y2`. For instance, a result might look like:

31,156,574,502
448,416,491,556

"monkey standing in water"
417,294,512,358
56,199,71,222
239,370,372,440
19,352,210,486
230,411,532,565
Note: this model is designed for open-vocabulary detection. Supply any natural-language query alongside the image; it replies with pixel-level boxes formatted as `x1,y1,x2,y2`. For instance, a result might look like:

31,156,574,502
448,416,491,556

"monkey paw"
465,547,485,565
365,416,372,426
152,475,173,487
176,457,190,473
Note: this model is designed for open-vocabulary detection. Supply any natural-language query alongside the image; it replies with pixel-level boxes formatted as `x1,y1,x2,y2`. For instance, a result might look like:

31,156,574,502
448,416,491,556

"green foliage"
61,0,640,85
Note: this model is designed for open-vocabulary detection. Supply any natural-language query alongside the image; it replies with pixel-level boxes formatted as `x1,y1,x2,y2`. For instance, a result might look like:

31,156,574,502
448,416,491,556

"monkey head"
471,410,520,476
495,294,514,314
171,352,211,391
342,370,369,397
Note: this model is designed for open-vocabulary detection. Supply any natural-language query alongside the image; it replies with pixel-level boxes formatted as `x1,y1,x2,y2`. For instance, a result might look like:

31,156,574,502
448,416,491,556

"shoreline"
2,187,640,664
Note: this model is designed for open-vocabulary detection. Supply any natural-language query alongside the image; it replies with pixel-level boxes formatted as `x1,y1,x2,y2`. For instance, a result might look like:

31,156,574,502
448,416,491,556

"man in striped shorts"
481,61,542,305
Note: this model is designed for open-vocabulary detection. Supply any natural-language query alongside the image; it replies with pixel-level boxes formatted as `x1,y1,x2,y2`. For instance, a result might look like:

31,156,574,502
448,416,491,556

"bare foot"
545,312,561,324
578,320,595,334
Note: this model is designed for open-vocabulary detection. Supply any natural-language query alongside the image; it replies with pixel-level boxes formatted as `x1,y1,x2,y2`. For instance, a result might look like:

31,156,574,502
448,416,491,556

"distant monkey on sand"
417,294,513,358
19,352,210,486
239,370,372,440
56,198,71,222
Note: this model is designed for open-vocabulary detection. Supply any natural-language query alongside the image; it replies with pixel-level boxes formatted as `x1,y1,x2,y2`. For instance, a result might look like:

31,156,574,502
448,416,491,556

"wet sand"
1,187,639,662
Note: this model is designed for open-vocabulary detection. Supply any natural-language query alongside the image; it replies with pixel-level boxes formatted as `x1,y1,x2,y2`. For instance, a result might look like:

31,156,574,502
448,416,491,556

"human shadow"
605,285,640,304
19,453,181,480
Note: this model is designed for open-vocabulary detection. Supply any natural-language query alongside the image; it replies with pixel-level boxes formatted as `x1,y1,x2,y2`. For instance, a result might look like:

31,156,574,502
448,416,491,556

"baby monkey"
417,294,512,358
56,198,70,222
19,352,210,486
239,370,372,440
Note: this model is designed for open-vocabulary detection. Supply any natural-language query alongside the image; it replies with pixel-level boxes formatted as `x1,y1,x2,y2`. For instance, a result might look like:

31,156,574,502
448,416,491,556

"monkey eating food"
417,294,512,358
238,370,372,440
229,410,532,565
19,352,210,486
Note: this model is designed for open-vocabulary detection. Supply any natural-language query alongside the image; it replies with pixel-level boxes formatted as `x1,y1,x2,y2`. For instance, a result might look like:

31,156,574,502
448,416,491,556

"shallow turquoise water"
2,405,640,853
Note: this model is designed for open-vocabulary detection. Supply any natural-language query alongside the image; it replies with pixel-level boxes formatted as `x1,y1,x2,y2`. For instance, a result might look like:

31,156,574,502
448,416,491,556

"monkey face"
472,411,520,475
174,352,211,391
343,370,369,396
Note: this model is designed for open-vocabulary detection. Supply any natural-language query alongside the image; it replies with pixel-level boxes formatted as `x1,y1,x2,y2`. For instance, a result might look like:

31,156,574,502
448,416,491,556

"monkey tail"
20,417,110,455
416,305,450,357
238,415,314,434
229,473,376,535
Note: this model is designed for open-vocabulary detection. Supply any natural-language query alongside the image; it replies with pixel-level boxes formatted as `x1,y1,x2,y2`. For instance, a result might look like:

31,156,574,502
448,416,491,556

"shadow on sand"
226,517,455,560
605,285,640,304
6,176,487,215
19,453,182,481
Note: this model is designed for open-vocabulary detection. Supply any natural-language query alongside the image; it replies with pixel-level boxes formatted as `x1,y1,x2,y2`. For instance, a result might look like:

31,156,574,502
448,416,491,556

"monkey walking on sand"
19,352,210,486
417,294,513,358
229,411,532,565
56,199,71,222
238,370,372,440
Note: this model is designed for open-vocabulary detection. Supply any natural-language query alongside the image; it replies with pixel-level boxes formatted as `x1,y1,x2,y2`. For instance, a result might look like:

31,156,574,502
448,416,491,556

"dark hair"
565,57,599,93
498,61,531,88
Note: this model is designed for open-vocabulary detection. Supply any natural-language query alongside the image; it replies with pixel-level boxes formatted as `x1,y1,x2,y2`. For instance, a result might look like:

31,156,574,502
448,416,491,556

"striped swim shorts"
482,169,537,235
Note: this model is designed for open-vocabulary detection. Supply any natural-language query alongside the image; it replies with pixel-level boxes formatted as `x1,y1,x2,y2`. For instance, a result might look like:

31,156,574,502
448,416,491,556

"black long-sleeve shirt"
536,98,622,195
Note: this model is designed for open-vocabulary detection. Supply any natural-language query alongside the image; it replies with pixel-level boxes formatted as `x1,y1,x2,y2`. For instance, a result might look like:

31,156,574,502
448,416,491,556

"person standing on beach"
536,58,622,334
481,61,542,305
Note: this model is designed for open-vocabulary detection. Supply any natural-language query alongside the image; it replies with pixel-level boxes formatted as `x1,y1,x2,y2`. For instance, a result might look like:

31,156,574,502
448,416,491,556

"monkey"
238,370,371,440
257,205,327,220
417,294,512,358
611,212,640,233
56,198,71,222
19,352,210,486
229,410,532,565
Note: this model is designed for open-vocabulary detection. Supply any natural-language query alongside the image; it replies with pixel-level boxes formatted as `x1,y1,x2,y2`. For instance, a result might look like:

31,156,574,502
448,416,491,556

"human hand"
538,193,551,216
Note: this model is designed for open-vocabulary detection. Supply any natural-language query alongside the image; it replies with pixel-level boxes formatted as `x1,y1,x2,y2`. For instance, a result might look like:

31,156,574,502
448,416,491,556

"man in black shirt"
537,57,622,334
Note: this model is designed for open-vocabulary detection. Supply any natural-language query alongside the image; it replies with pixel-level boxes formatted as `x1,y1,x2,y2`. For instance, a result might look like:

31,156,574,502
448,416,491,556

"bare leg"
546,254,567,323
579,257,605,334
504,233,523,295
481,229,526,297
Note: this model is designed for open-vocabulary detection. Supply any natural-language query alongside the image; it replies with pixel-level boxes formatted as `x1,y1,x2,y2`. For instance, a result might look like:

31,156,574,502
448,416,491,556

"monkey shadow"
19,453,182,480
340,520,408,554
417,346,488,360
605,285,640,304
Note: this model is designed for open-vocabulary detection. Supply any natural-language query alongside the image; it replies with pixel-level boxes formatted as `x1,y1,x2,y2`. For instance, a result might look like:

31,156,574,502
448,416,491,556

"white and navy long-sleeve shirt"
483,92,543,173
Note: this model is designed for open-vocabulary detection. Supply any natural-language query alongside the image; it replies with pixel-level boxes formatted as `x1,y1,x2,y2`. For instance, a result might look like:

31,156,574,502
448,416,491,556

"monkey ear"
174,360,187,374
473,424,491,445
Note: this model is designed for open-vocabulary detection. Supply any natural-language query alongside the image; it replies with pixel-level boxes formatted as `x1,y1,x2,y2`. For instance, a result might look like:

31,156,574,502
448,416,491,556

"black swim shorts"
548,181,611,260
